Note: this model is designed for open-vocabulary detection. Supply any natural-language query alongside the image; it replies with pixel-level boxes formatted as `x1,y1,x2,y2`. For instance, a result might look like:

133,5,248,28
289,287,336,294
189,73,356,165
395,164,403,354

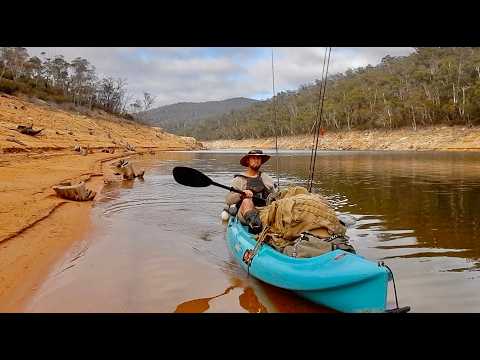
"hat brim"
240,154,271,167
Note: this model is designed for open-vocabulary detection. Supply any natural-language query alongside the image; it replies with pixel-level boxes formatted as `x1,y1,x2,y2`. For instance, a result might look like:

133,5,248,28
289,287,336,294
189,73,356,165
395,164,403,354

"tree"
70,57,96,106
25,56,43,86
129,99,143,113
96,77,128,113
0,47,29,80
44,55,70,93
142,92,156,111
0,47,11,79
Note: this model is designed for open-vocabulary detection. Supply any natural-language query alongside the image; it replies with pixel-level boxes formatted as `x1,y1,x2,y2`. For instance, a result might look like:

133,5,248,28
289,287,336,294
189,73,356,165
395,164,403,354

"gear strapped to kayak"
256,186,350,257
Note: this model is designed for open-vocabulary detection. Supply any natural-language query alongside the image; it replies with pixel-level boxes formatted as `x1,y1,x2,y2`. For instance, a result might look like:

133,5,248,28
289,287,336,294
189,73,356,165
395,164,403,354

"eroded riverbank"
204,126,480,151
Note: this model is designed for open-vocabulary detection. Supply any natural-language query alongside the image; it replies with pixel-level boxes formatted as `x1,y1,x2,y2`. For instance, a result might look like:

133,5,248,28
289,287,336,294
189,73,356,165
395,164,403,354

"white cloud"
26,47,415,107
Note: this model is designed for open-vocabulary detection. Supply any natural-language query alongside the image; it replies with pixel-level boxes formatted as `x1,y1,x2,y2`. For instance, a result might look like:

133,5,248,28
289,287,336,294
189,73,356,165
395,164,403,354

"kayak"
226,216,395,313
171,166,408,313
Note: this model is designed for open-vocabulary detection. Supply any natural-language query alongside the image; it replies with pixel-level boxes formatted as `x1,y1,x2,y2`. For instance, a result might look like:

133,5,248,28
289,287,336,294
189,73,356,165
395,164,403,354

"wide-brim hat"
240,149,271,167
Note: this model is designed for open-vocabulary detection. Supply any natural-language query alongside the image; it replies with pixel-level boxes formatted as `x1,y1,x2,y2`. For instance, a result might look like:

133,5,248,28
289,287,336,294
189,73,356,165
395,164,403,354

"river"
24,150,480,312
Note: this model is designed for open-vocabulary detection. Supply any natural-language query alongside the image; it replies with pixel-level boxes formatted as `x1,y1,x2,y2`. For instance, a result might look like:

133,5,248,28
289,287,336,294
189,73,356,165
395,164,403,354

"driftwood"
52,181,96,201
16,125,43,136
114,159,145,180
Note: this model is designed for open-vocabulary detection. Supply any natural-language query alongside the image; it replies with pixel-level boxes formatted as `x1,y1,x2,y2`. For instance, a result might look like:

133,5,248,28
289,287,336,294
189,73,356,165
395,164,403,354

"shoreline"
203,126,480,151
0,148,186,312
0,93,201,311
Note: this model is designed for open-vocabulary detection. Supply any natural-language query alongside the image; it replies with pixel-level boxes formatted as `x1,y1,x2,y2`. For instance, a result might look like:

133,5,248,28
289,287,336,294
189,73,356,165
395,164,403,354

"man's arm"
261,172,277,192
225,177,246,205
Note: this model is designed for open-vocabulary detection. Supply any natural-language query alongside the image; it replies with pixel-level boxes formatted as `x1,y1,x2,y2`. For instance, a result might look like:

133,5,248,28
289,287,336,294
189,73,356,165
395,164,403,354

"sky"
27,47,414,108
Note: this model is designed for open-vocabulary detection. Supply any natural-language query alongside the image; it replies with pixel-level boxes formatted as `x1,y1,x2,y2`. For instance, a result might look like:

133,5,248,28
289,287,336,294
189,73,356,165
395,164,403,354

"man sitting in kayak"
225,149,276,234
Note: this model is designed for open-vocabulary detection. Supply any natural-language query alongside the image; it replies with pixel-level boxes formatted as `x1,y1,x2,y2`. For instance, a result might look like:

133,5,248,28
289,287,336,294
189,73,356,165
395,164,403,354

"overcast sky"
27,47,414,108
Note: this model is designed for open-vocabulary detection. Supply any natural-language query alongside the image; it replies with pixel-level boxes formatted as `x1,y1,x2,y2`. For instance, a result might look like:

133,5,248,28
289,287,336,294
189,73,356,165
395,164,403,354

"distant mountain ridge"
138,97,260,133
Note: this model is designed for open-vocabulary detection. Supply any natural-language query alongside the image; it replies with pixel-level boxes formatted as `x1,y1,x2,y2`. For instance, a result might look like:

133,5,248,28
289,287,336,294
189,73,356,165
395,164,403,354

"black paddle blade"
172,166,213,187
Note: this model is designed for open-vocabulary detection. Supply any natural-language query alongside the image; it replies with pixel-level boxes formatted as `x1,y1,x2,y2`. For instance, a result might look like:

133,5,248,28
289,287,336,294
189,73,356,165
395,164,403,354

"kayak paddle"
172,166,245,195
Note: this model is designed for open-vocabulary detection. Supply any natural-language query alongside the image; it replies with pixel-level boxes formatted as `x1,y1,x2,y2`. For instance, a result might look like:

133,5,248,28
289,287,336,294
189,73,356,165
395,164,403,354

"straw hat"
240,149,271,167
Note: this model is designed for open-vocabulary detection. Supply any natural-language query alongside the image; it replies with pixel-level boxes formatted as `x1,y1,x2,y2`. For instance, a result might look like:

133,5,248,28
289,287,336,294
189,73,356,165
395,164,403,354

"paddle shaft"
211,181,244,195
211,180,265,202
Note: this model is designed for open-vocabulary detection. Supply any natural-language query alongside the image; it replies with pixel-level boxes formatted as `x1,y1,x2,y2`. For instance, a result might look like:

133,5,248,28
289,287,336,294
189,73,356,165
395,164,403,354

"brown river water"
24,150,480,312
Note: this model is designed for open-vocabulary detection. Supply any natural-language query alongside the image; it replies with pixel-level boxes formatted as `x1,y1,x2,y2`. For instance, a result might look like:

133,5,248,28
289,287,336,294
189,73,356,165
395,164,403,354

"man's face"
248,156,262,170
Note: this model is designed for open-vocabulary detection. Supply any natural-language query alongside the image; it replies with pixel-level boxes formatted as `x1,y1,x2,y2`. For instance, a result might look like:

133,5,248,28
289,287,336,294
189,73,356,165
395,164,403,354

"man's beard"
250,163,261,170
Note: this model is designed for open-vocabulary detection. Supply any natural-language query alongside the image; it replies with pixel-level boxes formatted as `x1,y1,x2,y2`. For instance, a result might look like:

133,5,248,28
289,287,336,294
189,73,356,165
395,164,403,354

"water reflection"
174,283,268,313
175,285,238,313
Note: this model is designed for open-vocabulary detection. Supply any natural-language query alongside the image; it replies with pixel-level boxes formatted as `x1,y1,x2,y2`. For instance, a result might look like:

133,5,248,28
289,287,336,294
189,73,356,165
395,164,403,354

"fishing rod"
308,47,332,192
271,48,280,189
307,47,329,192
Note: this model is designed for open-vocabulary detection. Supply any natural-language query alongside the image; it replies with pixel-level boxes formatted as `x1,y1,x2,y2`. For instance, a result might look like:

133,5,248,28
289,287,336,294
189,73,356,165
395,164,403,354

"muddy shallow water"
25,150,480,312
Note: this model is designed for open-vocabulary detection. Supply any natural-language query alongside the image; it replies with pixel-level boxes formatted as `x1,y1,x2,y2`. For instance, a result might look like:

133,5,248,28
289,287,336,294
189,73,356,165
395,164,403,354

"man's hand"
243,190,254,198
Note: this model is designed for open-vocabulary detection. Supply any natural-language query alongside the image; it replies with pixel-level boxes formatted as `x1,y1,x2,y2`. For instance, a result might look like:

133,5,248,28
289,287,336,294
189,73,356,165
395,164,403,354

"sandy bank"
0,93,202,311
203,126,480,151
0,93,203,153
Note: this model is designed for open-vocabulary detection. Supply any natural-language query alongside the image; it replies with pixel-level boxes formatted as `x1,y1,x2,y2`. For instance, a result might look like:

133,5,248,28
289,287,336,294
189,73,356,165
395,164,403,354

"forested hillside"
138,97,259,131
183,48,480,140
0,47,154,119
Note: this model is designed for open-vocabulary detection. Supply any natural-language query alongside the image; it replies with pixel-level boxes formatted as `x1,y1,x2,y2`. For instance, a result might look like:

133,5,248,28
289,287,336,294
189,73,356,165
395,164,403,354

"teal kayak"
226,217,396,313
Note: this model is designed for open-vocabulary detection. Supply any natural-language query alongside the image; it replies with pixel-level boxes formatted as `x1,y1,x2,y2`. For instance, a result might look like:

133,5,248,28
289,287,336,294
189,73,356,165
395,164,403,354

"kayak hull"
226,217,389,313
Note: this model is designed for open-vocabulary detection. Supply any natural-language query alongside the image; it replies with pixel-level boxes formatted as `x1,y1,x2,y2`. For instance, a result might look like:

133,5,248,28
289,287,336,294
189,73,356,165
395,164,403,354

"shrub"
0,78,19,94
50,94,72,103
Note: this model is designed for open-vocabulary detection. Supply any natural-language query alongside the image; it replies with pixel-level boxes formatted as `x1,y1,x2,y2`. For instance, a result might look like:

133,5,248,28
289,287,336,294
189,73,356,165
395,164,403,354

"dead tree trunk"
114,159,145,180
16,125,43,136
53,181,96,201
